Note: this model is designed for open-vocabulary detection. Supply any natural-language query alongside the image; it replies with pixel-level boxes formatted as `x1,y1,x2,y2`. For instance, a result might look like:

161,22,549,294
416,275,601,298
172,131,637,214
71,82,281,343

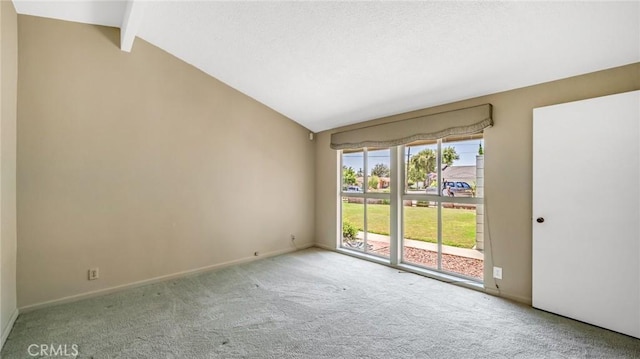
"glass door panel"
440,136,484,199
365,198,390,258
440,203,483,279
402,200,438,269
341,196,364,251
342,151,364,193
404,142,438,195
367,149,391,193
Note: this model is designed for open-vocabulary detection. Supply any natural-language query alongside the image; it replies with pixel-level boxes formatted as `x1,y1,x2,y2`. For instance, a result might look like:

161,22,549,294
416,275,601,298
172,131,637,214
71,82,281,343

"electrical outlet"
290,234,296,241
493,266,503,280
88,268,99,280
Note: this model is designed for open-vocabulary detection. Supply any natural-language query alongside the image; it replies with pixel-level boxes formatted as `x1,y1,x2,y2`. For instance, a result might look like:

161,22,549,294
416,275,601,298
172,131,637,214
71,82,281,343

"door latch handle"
536,217,545,223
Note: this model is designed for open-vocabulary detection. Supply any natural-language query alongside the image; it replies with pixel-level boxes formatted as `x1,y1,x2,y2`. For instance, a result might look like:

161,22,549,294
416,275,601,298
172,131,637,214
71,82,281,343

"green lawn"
342,202,477,249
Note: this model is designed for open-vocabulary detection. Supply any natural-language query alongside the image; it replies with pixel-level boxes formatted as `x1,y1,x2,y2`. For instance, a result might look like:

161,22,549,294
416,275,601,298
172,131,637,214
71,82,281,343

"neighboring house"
378,177,390,189
357,176,390,190
441,165,477,184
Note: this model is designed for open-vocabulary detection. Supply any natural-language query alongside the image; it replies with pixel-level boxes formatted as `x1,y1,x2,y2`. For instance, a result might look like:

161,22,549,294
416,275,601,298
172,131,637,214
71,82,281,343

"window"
340,148,391,259
340,135,484,281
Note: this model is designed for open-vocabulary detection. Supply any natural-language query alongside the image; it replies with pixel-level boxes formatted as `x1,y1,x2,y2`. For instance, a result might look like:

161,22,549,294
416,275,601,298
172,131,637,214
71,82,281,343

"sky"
342,139,484,174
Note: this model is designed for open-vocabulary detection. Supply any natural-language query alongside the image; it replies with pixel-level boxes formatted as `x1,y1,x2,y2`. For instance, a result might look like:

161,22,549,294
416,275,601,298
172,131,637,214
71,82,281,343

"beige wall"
17,16,315,308
1,0,18,343
315,63,640,303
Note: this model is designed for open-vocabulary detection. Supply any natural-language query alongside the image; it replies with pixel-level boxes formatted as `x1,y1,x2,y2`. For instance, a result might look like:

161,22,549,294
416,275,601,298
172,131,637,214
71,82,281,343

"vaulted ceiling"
12,1,640,132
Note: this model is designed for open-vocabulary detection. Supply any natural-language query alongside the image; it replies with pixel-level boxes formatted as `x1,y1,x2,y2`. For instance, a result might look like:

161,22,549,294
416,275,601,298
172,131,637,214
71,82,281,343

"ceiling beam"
120,0,145,52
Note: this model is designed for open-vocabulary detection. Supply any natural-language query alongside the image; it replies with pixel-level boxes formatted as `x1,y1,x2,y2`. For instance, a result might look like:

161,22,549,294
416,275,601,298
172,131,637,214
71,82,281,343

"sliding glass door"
401,136,484,280
340,135,484,281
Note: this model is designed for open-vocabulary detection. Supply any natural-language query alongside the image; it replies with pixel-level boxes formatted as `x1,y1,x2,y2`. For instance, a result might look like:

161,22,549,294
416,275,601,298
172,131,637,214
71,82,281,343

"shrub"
342,221,358,240
368,175,379,190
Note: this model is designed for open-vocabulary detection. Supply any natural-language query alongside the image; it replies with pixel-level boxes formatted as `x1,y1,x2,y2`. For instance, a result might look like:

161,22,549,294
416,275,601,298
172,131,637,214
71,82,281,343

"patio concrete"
358,232,484,260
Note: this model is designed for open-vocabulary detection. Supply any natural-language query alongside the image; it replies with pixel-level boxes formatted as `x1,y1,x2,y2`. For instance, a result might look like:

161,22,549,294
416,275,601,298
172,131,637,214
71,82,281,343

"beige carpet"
2,248,639,358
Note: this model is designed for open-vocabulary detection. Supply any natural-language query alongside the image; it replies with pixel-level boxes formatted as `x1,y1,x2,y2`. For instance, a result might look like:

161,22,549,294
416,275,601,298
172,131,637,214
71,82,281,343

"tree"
356,168,364,177
407,147,460,188
342,166,357,185
442,146,460,166
368,175,379,190
478,144,484,155
370,163,390,177
408,149,436,187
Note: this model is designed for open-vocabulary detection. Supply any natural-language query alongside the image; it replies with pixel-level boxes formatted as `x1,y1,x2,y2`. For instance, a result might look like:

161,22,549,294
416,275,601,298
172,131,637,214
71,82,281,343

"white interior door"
532,90,640,339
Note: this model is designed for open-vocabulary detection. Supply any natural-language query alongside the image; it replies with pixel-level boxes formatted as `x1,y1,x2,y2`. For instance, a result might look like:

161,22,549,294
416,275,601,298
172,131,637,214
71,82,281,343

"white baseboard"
484,287,532,305
313,242,335,251
1,308,19,350
20,243,314,313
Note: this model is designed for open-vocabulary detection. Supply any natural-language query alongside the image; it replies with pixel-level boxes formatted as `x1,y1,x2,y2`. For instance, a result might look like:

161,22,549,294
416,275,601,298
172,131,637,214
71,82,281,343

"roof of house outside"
441,165,477,183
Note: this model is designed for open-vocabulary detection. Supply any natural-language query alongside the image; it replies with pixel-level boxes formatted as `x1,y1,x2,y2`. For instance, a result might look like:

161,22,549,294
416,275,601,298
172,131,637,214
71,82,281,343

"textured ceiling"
12,1,640,132
12,0,125,27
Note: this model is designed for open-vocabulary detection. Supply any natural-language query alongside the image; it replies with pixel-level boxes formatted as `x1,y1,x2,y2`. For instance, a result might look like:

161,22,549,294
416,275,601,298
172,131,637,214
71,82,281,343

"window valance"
330,104,492,150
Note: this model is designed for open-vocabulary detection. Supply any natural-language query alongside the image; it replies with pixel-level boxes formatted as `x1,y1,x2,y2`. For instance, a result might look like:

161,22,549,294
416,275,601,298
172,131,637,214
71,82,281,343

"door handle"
536,217,544,223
